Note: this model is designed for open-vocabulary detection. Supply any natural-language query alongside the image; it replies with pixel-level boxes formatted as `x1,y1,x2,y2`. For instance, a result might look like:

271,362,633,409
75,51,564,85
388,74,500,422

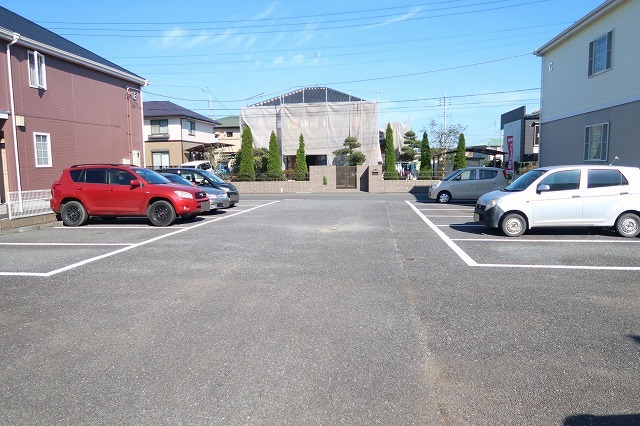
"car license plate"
473,213,480,222
201,200,211,211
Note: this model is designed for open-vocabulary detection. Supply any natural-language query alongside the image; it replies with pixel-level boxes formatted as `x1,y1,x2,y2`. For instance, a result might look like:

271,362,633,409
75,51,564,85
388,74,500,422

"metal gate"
336,166,357,189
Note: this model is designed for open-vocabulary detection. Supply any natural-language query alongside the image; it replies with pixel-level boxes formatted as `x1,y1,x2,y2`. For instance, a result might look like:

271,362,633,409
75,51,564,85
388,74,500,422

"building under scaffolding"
240,87,381,169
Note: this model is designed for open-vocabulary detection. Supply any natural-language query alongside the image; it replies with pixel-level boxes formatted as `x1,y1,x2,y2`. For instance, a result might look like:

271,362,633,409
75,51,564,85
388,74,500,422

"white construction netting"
240,101,382,165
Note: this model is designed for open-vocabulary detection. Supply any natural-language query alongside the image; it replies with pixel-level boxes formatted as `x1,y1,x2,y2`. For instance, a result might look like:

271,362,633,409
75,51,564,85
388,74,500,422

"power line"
104,23,569,60
50,1,549,38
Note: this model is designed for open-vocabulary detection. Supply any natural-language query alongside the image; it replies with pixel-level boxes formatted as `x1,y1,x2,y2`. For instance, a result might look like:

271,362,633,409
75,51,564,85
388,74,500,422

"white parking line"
406,201,477,266
0,201,280,277
406,200,640,271
452,238,640,243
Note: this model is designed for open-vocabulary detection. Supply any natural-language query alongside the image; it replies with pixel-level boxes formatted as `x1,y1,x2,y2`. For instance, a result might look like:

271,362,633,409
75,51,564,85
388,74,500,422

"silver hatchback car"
428,167,509,203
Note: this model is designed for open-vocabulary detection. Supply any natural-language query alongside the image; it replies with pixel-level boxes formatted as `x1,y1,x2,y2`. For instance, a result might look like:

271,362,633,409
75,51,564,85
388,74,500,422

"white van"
474,165,640,237
428,167,509,203
180,160,212,170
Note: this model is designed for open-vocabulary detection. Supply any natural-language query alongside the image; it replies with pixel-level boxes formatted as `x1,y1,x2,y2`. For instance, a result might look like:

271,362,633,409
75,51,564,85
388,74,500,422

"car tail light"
503,170,509,179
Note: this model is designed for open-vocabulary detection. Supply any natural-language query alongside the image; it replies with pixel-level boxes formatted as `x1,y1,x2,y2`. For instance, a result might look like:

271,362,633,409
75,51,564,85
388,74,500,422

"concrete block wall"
231,166,435,194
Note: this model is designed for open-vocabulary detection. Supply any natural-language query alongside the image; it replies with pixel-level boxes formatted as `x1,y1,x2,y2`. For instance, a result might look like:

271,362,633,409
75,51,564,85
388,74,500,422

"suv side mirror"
537,184,550,193
130,179,141,187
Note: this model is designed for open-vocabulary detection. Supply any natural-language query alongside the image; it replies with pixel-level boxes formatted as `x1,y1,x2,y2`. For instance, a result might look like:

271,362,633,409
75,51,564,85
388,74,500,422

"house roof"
250,87,365,107
144,101,220,125
474,138,503,148
0,6,146,85
535,0,625,56
214,116,240,128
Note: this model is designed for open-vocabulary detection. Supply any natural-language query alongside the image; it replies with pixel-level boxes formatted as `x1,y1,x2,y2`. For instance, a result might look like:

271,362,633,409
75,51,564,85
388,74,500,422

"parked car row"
50,164,240,227
428,165,640,238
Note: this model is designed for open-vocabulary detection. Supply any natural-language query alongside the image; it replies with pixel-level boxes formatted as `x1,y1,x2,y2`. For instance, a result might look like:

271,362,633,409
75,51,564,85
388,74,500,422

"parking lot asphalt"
1,193,638,425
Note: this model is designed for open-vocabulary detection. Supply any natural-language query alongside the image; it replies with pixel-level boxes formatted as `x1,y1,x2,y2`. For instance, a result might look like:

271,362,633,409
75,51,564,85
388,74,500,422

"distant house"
464,138,506,167
501,107,540,171
213,115,241,165
143,101,220,169
240,87,380,169
0,6,147,204
534,0,639,166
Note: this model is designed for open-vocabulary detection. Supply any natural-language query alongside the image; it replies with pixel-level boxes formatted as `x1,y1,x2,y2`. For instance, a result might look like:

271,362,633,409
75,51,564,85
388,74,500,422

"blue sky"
5,0,605,144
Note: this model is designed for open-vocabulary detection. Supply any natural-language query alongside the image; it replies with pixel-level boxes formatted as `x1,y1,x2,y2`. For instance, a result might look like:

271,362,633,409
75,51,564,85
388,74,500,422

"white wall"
539,1,640,123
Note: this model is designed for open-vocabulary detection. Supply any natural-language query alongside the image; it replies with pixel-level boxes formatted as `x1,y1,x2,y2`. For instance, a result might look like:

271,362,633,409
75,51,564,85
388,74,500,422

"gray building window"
584,123,609,161
588,31,612,77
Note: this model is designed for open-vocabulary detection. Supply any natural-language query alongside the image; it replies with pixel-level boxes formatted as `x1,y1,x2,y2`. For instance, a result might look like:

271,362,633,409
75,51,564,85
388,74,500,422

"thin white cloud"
367,7,422,29
151,28,185,49
186,32,212,49
251,2,277,20
150,27,213,50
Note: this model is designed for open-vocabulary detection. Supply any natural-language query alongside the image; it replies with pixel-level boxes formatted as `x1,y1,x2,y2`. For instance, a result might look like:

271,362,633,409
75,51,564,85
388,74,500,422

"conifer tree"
267,130,283,180
238,126,256,181
333,136,366,166
399,130,420,162
453,133,467,170
295,133,308,181
419,131,433,179
384,123,399,180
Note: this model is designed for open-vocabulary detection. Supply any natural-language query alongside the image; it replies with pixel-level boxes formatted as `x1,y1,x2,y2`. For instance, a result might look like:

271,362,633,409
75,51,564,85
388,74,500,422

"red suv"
50,164,210,226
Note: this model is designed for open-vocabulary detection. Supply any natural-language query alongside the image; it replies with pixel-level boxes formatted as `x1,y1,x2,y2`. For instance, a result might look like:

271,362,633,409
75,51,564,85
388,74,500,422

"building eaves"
534,0,625,56
0,6,147,86
144,101,220,125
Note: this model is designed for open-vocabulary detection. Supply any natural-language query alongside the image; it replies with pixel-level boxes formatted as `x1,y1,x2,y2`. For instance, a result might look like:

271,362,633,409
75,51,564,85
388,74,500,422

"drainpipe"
6,33,22,217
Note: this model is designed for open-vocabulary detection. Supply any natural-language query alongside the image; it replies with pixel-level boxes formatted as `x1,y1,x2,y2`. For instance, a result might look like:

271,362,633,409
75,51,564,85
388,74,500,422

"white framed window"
28,50,47,89
588,31,612,77
584,123,609,162
533,124,540,147
188,120,196,136
34,132,52,167
150,119,168,135
152,151,170,168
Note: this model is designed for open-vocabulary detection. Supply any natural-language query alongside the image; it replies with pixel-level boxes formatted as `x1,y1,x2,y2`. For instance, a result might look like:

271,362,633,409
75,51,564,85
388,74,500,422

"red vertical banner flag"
507,136,514,173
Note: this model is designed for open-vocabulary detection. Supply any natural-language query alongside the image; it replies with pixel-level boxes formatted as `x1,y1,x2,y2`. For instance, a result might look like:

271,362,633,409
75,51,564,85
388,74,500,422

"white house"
143,101,220,169
534,0,639,166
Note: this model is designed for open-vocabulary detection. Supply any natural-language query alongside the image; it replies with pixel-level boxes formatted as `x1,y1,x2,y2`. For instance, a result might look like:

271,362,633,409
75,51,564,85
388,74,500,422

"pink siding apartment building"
0,6,147,205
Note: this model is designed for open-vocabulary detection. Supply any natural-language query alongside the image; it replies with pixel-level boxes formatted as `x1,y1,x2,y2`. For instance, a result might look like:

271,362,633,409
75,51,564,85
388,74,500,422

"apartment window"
188,120,196,136
226,131,233,137
34,132,52,167
533,124,540,147
584,123,609,161
588,31,612,77
150,119,168,135
28,51,47,89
